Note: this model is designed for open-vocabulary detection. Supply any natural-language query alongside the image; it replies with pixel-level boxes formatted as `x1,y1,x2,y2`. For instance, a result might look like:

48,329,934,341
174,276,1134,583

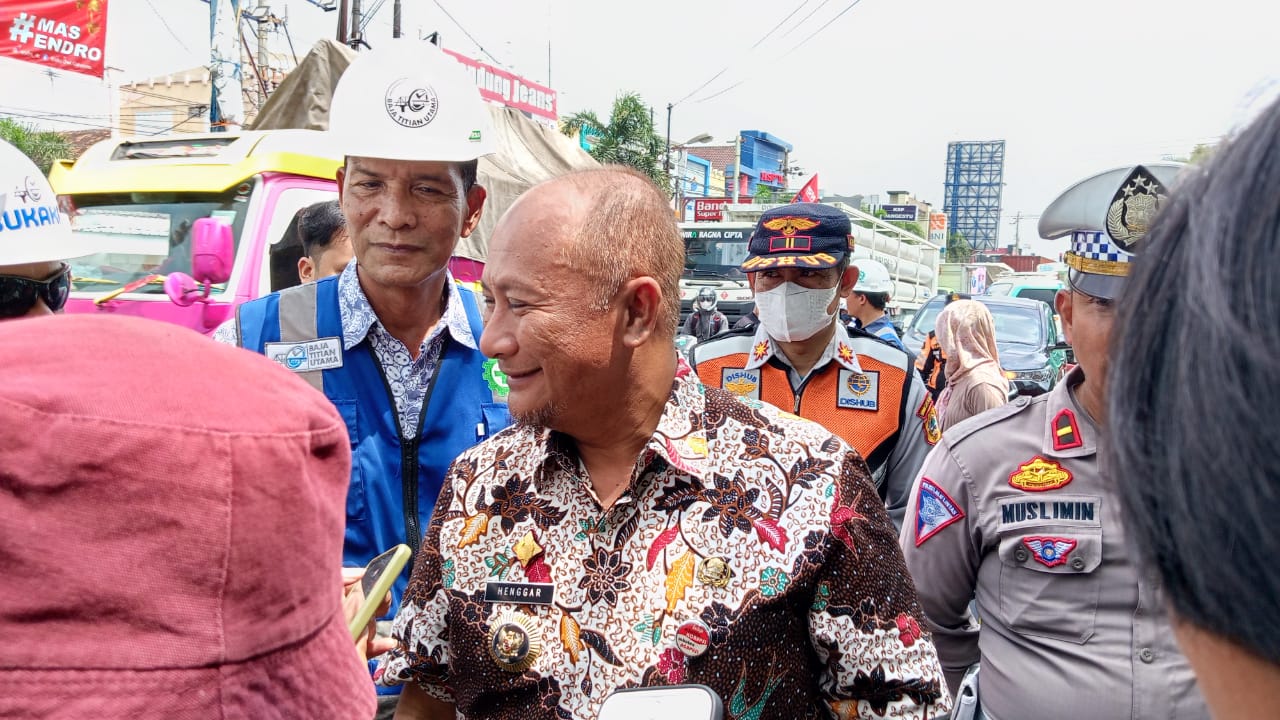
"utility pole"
1010,211,1022,254
349,0,362,49
336,0,349,43
664,103,673,175
392,0,402,38
255,1,270,107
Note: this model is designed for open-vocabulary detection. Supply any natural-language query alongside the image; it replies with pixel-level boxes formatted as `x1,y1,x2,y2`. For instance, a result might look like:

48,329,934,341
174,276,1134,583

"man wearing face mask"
693,203,938,529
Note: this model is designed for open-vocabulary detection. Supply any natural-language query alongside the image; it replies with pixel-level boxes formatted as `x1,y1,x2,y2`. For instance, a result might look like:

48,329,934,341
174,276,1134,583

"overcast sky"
6,0,1278,255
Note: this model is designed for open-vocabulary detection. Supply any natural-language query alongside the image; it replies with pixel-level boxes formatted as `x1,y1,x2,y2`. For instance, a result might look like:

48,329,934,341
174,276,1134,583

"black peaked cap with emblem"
1037,163,1184,300
741,203,852,272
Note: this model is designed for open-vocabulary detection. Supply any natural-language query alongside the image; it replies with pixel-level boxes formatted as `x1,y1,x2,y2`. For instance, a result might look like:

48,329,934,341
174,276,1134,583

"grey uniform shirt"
899,368,1207,720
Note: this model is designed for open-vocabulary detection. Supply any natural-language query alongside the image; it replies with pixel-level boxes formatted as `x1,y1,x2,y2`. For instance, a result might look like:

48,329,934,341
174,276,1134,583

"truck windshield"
680,229,747,278
64,190,250,294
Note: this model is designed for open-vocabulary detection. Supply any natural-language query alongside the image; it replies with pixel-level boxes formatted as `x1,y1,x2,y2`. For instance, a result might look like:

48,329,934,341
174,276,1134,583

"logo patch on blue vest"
264,337,344,373
915,477,964,546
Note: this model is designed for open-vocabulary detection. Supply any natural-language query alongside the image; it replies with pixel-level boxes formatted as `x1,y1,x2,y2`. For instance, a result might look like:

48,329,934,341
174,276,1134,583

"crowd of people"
2,36,1279,720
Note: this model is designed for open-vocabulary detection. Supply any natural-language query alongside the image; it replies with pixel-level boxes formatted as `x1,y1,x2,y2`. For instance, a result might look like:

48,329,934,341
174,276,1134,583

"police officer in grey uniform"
899,164,1209,720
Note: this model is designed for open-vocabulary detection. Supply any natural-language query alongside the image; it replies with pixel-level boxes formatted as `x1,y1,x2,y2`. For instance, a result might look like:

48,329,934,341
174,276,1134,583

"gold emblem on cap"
761,216,820,236
513,531,543,567
1105,165,1167,252
488,611,542,672
697,557,732,588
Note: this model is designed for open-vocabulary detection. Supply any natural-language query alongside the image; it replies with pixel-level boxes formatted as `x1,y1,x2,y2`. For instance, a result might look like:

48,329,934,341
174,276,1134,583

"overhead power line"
674,0,815,106
430,0,504,66
778,0,868,61
143,0,193,53
688,0,870,105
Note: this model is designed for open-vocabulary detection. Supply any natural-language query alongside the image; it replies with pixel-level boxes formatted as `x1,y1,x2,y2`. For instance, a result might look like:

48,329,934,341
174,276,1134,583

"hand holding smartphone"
347,544,411,640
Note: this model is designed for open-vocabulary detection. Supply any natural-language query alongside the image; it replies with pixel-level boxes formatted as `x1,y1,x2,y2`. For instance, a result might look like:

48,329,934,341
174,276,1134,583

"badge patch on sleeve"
837,369,879,410
917,395,941,445
915,477,964,546
1008,456,1073,492
721,369,761,400
264,337,343,372
1022,536,1078,568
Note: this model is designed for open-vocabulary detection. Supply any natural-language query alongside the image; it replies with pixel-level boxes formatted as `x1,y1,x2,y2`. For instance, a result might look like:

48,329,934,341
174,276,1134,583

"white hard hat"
853,258,894,295
329,41,496,162
0,140,96,266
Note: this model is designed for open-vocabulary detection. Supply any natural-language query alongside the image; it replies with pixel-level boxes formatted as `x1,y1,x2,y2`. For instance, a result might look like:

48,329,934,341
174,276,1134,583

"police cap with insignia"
741,203,851,272
1038,163,1184,300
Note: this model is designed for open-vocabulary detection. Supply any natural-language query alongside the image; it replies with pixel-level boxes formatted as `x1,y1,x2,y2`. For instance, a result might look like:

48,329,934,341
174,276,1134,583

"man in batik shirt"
381,167,950,720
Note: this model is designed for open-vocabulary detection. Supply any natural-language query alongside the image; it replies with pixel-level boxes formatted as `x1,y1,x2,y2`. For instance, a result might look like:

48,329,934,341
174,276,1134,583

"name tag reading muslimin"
484,582,555,606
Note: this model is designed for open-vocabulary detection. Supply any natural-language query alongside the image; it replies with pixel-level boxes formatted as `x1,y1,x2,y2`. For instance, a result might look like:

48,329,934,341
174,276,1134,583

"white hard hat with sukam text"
328,40,496,163
0,140,96,266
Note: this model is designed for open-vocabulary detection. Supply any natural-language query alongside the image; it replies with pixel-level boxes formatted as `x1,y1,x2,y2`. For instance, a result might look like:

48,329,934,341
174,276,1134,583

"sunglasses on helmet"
0,264,73,318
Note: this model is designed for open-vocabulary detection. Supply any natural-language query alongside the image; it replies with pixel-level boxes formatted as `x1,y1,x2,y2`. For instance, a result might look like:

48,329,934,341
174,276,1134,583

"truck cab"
48,131,342,335
678,222,756,326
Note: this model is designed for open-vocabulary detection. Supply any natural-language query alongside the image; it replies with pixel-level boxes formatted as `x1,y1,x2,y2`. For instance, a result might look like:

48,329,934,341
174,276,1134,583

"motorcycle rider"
0,139,96,321
693,203,938,529
846,257,907,352
900,163,1207,719
681,286,728,342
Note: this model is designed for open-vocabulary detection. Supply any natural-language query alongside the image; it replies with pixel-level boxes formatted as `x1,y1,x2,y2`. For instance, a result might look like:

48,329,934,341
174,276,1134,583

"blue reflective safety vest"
235,275,511,619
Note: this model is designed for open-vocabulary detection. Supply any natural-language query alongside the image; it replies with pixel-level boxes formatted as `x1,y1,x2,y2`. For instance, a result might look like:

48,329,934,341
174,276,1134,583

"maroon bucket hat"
0,314,374,719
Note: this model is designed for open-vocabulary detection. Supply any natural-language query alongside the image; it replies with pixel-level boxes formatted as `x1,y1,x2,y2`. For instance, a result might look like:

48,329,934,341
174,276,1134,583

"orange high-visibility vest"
693,330,913,472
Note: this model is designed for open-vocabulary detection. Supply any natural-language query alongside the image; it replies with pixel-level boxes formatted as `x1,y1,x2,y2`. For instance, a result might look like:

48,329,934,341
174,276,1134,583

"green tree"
559,92,668,188
0,118,72,175
945,232,972,263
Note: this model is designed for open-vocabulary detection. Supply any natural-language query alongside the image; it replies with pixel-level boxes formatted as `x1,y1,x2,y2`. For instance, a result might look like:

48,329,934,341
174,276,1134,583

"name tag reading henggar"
484,582,555,606
264,337,344,373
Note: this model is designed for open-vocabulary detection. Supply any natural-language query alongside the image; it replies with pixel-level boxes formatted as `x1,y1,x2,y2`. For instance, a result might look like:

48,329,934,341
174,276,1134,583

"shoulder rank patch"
1022,536,1078,568
915,477,964,546
1008,456,1073,492
917,394,941,446
752,340,771,362
837,342,855,365
1052,408,1083,451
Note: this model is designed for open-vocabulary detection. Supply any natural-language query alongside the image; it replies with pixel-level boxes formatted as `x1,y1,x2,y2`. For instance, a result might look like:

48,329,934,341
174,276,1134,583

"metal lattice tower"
943,141,1006,252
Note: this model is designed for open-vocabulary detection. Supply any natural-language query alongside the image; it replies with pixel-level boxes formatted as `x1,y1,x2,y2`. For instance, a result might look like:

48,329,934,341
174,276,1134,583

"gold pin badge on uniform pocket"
488,610,542,673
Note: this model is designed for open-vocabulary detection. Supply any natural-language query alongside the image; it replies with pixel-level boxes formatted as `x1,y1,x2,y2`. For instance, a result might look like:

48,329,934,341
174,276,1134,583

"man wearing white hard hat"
846,257,907,352
0,140,96,320
214,41,512,711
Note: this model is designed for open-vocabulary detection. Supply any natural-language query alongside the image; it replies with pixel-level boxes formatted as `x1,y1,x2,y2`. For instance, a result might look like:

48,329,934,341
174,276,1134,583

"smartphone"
597,684,724,720
347,544,411,640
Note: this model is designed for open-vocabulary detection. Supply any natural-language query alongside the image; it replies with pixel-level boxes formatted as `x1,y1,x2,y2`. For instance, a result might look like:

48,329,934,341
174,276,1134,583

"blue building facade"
732,130,792,197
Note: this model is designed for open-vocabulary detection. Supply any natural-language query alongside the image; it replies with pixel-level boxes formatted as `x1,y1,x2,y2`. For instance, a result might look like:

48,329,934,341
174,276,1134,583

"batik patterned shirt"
379,362,949,719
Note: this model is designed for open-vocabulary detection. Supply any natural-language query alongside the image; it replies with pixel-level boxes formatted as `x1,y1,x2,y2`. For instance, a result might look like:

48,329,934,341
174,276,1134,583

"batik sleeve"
810,451,950,719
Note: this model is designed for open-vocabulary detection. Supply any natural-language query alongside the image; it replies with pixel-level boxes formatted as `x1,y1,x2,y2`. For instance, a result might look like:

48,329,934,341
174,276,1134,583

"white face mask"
754,281,839,342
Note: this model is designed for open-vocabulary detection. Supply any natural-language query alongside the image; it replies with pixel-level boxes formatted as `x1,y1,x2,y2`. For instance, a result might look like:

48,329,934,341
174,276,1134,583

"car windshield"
1015,287,1059,308
912,300,1043,346
64,190,250,294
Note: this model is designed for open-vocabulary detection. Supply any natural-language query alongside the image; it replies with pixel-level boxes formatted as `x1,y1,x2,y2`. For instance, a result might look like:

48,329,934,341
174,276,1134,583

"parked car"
902,293,1070,396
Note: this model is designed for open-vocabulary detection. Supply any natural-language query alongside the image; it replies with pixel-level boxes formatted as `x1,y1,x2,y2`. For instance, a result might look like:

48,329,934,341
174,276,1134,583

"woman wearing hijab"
934,300,1008,430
